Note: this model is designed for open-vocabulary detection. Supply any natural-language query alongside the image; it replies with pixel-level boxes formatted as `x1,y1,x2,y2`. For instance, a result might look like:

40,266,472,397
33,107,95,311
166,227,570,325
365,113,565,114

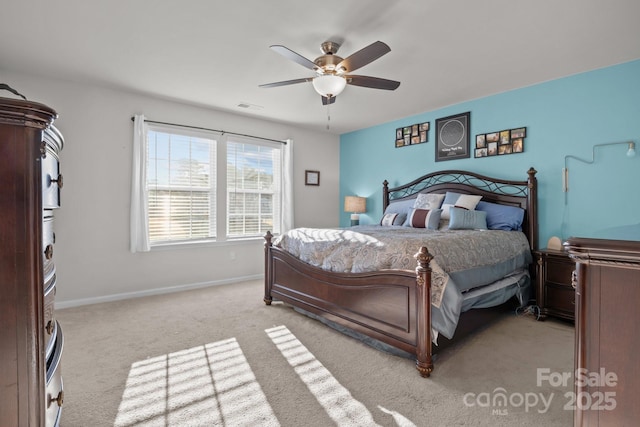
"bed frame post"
526,167,538,251
415,246,434,378
382,180,390,212
264,231,273,305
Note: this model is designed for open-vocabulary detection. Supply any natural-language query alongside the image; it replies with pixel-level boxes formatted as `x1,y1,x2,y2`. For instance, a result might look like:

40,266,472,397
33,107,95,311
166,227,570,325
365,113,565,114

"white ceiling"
2,0,640,135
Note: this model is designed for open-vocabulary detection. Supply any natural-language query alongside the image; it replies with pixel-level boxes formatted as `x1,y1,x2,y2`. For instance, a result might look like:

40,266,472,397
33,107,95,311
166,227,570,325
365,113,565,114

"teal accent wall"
340,59,640,246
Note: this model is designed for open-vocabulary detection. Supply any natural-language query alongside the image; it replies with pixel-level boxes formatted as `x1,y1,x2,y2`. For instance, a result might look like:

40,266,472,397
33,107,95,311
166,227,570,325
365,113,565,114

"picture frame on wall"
305,170,320,186
435,111,470,161
395,121,429,147
474,126,526,158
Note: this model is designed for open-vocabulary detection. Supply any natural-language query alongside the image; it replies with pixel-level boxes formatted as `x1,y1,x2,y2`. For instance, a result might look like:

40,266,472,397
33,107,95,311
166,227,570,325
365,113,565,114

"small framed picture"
486,132,500,143
499,130,510,145
305,170,320,186
488,141,498,156
498,144,513,155
512,138,524,152
511,127,526,139
475,148,488,157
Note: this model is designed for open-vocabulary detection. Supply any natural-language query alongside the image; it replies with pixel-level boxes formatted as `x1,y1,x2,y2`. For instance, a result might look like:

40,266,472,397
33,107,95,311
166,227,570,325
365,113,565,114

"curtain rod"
130,116,287,145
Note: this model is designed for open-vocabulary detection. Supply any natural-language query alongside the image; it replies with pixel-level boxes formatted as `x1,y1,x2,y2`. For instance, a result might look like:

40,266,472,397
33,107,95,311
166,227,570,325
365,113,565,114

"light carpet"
55,279,574,426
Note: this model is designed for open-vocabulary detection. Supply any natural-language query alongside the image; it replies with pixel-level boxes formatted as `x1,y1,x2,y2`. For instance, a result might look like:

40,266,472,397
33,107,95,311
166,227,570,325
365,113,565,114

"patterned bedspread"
275,225,530,273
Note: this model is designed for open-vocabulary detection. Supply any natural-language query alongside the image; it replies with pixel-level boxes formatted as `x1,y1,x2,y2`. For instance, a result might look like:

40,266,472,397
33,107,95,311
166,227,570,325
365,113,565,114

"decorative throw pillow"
476,201,525,231
448,207,488,230
413,193,445,210
382,198,415,226
408,208,442,229
380,212,398,226
380,212,406,226
441,192,482,220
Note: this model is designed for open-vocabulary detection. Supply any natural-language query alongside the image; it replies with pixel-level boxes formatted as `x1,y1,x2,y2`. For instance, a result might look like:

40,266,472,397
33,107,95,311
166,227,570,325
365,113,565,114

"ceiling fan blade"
346,75,400,90
259,77,312,88
336,41,391,73
321,96,336,105
270,45,317,70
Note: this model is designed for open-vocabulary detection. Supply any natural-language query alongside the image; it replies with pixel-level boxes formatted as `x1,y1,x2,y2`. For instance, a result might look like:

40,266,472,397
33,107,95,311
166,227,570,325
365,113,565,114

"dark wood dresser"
565,237,640,426
0,97,64,426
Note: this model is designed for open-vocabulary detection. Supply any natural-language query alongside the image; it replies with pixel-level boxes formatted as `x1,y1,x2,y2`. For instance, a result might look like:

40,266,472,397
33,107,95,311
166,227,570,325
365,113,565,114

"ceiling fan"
259,40,401,105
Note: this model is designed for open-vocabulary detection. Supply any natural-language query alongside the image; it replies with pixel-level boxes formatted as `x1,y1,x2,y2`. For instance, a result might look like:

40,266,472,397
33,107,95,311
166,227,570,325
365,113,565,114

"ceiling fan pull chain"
326,102,331,130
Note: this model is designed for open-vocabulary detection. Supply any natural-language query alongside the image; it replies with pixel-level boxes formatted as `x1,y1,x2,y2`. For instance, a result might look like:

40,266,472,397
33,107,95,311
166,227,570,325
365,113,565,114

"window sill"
150,236,267,251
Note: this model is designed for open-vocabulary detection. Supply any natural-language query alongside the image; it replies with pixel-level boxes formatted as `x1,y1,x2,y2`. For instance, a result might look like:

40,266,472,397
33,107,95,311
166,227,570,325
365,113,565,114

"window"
144,124,283,246
147,128,216,243
227,140,281,238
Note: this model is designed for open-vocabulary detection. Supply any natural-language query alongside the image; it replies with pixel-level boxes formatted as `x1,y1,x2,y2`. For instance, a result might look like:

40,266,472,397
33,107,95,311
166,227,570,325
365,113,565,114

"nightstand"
535,248,575,321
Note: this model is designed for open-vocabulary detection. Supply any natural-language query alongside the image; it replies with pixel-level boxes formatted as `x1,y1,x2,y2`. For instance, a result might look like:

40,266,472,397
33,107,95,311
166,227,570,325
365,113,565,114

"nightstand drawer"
546,259,573,285
545,284,575,314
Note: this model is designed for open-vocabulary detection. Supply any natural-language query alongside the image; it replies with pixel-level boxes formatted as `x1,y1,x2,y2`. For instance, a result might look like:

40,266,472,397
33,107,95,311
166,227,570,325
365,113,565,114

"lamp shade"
312,75,347,97
344,196,366,213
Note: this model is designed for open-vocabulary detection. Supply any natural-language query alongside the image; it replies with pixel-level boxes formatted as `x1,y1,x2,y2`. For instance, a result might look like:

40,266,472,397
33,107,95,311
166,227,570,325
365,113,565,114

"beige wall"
1,71,340,306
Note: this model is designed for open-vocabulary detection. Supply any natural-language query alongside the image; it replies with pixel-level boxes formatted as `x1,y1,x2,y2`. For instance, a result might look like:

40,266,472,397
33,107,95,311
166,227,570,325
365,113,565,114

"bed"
264,168,538,377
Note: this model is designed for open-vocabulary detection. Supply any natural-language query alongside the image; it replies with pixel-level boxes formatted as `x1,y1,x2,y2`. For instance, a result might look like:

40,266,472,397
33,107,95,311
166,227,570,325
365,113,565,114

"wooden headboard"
382,168,538,251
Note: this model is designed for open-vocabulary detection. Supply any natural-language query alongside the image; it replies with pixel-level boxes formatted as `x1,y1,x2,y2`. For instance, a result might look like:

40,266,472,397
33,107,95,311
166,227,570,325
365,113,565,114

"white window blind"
147,128,216,244
227,137,282,238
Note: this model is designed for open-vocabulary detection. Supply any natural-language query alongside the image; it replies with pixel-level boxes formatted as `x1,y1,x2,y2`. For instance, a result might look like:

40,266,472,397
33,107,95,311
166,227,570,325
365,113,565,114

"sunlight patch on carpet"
114,338,279,426
266,325,381,427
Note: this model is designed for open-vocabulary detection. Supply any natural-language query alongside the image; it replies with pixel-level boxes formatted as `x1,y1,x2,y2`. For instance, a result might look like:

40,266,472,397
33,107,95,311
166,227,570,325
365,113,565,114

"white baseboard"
55,274,263,309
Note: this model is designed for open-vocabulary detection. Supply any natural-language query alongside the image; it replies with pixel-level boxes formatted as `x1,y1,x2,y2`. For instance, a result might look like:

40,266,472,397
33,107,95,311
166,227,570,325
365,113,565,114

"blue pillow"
448,207,488,230
476,201,524,231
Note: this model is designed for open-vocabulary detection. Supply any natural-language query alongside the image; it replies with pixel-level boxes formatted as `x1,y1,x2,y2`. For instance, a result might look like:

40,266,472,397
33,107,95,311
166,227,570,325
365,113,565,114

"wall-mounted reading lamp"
562,141,636,203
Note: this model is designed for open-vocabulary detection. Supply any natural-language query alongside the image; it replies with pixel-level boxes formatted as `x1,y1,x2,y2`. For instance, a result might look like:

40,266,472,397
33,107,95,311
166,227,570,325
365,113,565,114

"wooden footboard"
264,231,434,377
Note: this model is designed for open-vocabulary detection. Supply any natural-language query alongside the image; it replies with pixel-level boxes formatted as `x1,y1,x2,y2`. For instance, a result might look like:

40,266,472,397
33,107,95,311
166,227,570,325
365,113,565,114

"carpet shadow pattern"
114,337,279,426
113,323,411,426
56,280,574,427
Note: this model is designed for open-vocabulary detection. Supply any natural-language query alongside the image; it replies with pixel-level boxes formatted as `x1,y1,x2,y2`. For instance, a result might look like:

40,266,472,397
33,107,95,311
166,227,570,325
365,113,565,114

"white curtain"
130,114,150,252
281,138,294,233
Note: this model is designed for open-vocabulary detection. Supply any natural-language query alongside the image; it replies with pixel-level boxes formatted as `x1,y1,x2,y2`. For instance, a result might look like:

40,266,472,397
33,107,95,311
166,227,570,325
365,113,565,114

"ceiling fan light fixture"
312,74,347,98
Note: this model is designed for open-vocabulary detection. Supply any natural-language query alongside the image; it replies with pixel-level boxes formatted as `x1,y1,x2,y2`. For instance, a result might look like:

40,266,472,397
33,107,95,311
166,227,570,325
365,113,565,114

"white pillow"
413,193,445,210
441,193,482,220
455,194,483,210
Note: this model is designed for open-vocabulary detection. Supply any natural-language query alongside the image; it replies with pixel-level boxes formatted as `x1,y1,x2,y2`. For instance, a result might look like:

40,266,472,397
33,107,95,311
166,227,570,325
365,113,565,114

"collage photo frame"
475,127,526,158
